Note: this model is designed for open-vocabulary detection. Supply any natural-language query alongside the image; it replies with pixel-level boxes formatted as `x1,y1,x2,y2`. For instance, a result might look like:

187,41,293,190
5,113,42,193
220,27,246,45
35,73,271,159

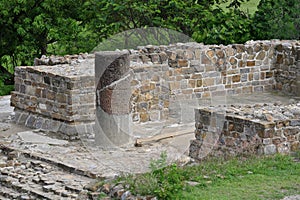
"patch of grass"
216,0,261,15
120,154,300,200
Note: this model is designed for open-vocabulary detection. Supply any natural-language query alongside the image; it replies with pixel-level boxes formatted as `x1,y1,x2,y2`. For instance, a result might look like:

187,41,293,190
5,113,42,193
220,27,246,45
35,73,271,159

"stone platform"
11,56,96,140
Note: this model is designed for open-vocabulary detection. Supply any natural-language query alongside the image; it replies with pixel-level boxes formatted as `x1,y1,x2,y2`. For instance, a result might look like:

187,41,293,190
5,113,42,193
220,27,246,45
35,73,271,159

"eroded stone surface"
17,131,68,145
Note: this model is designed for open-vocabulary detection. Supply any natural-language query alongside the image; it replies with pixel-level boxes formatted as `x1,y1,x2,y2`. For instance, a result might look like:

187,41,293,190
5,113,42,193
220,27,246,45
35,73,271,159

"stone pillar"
94,51,133,149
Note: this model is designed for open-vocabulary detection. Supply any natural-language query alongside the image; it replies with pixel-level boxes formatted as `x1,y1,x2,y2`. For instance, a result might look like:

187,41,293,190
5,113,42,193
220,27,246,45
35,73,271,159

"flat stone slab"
0,95,13,113
17,131,68,145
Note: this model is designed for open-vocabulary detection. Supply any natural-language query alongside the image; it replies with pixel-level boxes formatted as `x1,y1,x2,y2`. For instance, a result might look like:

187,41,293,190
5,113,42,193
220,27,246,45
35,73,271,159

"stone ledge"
12,108,95,140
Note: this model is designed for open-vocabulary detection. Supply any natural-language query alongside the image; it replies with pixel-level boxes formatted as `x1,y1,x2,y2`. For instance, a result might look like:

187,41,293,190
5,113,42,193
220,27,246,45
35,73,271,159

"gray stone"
264,144,277,155
17,131,68,145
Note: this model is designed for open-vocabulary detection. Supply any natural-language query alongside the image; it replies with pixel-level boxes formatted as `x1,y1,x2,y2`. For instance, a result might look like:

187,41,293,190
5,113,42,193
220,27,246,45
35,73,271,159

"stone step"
0,143,98,179
0,146,94,200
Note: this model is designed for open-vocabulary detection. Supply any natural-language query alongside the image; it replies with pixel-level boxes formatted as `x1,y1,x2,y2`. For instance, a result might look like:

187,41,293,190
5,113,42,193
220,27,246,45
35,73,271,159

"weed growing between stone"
119,152,184,199
117,153,300,200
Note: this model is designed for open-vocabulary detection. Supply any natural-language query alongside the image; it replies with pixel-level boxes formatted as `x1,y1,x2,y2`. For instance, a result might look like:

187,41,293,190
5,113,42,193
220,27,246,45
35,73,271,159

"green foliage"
93,28,194,51
192,8,252,44
253,0,300,40
0,85,14,96
217,0,260,15
88,0,252,46
121,152,184,200
0,0,92,69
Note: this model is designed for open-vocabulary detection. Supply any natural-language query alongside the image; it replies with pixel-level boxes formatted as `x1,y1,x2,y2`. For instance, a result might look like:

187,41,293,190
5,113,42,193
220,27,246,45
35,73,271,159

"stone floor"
0,92,299,199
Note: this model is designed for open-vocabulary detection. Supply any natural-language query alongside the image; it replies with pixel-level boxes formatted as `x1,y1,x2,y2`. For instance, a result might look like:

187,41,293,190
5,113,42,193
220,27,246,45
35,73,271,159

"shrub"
252,0,300,40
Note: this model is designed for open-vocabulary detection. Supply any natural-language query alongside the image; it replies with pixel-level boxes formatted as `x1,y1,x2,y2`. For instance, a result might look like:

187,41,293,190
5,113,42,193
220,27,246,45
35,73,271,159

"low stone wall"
189,102,300,159
129,40,300,123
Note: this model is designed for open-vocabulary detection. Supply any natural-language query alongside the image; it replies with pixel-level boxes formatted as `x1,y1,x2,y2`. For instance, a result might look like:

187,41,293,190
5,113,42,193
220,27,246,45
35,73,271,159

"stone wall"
273,42,300,96
129,40,300,123
189,102,300,159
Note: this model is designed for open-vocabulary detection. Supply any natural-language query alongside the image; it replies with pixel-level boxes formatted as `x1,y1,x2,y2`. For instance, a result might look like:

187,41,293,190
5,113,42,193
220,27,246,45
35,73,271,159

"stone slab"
17,131,68,145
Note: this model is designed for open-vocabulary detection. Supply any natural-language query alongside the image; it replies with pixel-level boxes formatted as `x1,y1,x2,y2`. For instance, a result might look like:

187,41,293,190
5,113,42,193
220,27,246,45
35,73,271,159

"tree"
84,0,252,47
0,0,89,69
252,0,300,40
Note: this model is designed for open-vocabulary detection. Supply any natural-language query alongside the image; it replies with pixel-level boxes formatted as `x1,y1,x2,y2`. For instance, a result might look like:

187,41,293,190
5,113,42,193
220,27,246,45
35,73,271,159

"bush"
252,0,300,40
192,8,252,45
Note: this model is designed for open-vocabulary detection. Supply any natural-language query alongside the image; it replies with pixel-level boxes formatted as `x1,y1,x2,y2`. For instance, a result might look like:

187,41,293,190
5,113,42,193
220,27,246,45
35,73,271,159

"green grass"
179,171,299,200
118,154,300,200
217,0,261,15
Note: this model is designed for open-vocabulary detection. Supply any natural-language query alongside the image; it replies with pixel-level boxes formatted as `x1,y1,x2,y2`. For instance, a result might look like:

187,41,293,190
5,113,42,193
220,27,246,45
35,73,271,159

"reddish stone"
291,141,300,151
248,73,253,81
206,50,215,58
203,78,215,87
191,74,202,79
140,112,150,122
225,137,235,147
178,59,188,67
229,57,237,65
260,72,265,80
202,54,211,65
232,75,241,83
247,61,255,66
266,71,273,79
188,80,196,88
216,50,225,58
276,54,283,64
228,123,234,131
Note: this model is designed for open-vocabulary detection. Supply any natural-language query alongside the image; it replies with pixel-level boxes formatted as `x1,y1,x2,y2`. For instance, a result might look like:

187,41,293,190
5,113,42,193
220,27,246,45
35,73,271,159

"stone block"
178,59,188,67
202,78,215,87
232,75,241,83
264,144,277,155
255,51,266,60
246,61,255,66
201,54,211,65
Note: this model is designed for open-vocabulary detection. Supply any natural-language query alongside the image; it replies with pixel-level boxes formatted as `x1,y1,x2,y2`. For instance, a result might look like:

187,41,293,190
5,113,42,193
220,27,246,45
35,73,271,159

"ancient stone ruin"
10,40,300,158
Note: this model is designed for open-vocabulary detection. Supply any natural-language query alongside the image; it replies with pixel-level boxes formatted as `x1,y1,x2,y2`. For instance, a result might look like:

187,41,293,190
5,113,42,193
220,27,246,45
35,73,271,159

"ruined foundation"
10,40,300,154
